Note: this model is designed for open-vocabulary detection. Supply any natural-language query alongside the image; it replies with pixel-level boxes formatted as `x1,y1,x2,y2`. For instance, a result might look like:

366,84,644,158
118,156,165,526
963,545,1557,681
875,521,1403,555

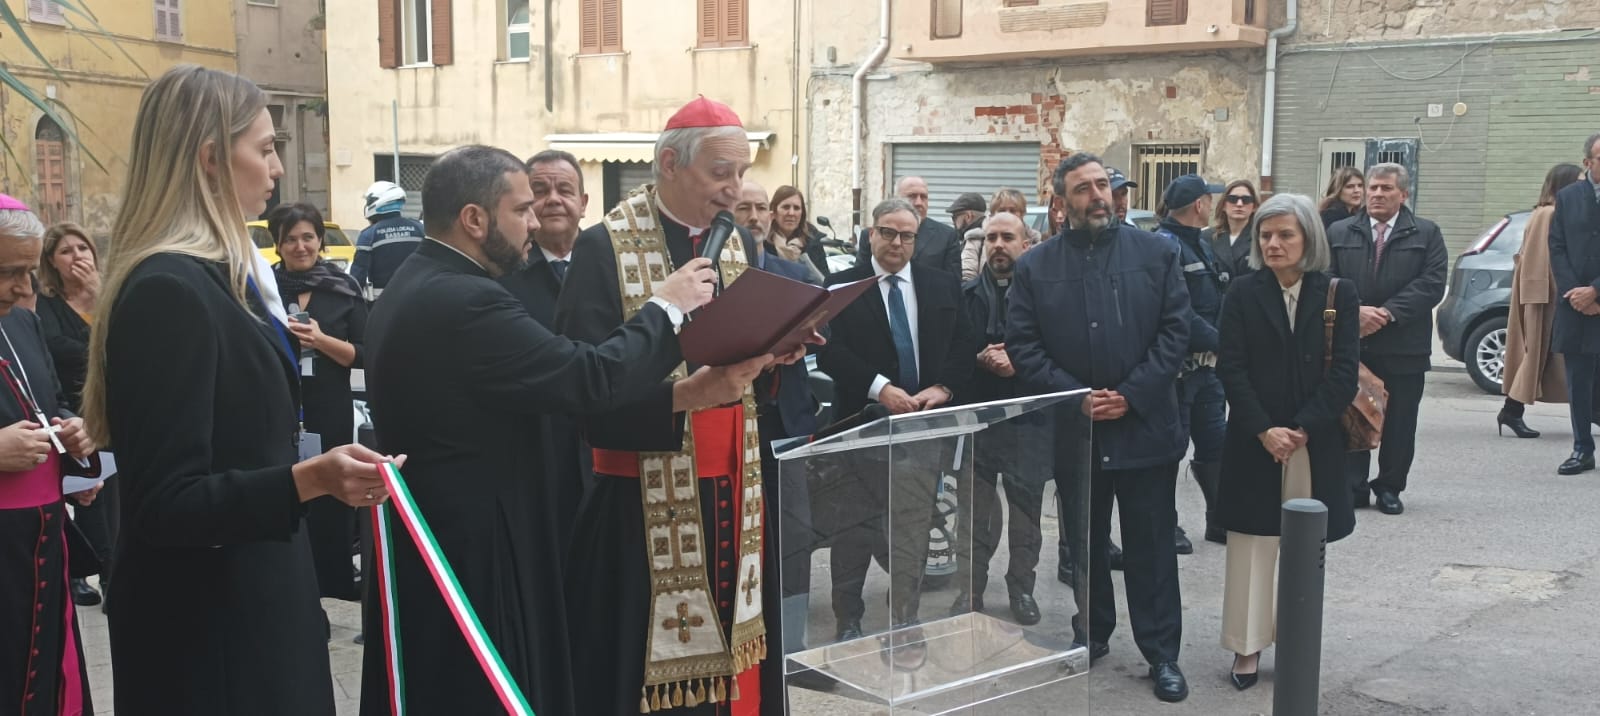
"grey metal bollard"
1274,498,1328,716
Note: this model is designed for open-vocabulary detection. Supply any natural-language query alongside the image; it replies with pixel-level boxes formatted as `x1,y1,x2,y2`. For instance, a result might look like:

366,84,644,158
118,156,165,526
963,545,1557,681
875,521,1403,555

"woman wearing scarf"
269,202,367,607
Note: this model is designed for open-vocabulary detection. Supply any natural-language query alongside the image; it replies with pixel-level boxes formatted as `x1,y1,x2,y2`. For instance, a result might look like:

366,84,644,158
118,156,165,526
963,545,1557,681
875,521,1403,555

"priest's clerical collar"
656,202,706,236
425,237,486,272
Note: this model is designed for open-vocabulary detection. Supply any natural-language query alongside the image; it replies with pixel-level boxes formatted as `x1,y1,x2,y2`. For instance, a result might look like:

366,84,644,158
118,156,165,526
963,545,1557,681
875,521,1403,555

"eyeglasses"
1225,195,1257,206
873,226,918,244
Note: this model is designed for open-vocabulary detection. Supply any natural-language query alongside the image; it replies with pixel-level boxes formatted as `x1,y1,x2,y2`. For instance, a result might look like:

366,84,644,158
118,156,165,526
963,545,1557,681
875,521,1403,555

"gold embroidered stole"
604,185,767,712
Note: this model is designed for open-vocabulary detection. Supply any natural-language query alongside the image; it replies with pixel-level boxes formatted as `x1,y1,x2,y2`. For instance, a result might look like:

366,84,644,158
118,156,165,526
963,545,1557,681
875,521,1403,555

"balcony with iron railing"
897,0,1269,63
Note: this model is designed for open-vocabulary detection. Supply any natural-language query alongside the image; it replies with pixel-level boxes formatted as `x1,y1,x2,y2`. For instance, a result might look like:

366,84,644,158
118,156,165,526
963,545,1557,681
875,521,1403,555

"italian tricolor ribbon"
369,462,535,716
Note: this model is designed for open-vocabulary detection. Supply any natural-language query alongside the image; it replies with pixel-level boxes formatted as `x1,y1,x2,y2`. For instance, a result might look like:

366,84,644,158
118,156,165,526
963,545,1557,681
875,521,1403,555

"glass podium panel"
774,390,1093,714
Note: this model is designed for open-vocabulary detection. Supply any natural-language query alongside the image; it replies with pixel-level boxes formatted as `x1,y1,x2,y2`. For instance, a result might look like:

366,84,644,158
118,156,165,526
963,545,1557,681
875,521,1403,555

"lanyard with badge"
251,279,321,463
0,325,91,469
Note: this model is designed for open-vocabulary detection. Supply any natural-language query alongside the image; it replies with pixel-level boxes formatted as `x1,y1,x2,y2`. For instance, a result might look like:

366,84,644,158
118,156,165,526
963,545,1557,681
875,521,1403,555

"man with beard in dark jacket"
1154,174,1229,548
1008,152,1192,703
1328,163,1447,515
951,210,1048,626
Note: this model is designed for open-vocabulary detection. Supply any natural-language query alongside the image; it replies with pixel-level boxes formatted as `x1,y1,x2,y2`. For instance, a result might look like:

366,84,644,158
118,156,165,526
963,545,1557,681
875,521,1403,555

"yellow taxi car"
247,220,358,273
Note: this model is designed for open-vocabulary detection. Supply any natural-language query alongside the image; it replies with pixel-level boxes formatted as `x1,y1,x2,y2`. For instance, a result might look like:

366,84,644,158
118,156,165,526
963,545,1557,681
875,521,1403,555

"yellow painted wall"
325,0,807,227
0,0,238,238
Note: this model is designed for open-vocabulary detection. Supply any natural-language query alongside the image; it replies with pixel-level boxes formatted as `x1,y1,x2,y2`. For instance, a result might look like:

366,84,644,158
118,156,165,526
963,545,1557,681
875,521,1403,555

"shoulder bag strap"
1323,278,1339,376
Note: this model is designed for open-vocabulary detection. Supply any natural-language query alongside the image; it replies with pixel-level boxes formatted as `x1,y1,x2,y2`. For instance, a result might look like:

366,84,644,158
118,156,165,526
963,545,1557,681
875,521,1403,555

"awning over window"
543,131,777,164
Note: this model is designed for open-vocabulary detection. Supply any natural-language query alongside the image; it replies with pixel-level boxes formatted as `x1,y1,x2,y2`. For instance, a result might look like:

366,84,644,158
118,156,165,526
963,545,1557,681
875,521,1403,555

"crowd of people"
1500,135,1600,479
6,59,1600,716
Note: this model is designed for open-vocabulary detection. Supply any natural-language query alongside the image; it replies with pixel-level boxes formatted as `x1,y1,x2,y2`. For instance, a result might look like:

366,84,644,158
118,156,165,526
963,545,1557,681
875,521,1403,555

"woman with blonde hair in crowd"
37,222,120,610
81,65,397,715
768,184,830,282
1499,162,1587,438
960,188,1043,282
1318,166,1365,229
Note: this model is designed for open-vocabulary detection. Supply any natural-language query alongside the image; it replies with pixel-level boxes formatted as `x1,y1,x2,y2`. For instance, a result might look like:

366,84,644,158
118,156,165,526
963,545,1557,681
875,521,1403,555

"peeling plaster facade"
806,52,1265,227
1289,0,1600,45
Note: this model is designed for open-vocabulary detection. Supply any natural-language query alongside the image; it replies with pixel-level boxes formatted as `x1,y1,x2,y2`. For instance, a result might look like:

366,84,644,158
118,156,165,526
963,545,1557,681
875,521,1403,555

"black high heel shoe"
1230,653,1259,691
1497,409,1540,439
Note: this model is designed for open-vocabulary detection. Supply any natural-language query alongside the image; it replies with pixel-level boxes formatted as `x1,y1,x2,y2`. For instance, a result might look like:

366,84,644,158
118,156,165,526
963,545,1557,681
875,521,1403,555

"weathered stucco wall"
806,51,1263,229
1290,0,1600,44
326,0,804,227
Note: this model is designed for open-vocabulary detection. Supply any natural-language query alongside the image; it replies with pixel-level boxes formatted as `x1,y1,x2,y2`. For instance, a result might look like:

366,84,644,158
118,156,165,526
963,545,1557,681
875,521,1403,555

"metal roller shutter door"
889,142,1042,226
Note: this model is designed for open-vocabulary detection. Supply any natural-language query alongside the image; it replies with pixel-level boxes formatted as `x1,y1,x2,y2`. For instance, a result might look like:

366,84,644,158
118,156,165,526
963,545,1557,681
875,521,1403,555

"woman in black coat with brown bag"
1214,193,1360,691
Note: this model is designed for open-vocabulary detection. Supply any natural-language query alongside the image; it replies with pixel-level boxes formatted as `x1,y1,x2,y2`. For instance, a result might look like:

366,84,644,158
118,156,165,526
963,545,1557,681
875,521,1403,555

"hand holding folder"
679,270,878,367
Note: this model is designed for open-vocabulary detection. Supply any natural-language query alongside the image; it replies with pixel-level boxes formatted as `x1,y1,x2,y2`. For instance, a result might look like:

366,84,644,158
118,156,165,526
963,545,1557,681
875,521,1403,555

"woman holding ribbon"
80,65,396,715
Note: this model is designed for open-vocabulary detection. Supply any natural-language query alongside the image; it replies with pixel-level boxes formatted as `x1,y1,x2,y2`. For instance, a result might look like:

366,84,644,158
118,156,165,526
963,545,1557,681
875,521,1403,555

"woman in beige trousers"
1214,194,1361,690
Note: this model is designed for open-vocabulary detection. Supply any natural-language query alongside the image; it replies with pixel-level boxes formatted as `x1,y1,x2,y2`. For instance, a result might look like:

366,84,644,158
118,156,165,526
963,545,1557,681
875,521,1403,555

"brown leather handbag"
1325,278,1388,451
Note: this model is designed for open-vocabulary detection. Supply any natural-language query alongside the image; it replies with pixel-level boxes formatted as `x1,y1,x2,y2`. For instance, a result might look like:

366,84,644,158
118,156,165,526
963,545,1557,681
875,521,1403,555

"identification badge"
297,430,323,462
300,355,316,377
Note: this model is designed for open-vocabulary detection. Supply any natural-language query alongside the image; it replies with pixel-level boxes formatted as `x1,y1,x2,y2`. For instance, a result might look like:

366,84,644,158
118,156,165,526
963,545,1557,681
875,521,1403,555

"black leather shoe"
949,590,984,616
1009,593,1041,626
1497,409,1540,438
1559,452,1596,475
1150,662,1189,702
1230,670,1259,690
835,620,863,642
1056,553,1074,585
70,578,101,607
1070,640,1109,664
1108,541,1124,571
1174,527,1194,555
1374,488,1404,515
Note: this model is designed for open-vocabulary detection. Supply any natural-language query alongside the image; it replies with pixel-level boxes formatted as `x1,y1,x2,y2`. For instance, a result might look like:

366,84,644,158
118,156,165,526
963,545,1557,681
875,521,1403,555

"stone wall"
805,51,1262,225
1289,0,1600,45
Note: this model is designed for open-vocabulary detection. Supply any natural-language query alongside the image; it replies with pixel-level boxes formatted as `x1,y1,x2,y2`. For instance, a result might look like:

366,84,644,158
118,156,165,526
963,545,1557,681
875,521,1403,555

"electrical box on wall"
1427,104,1443,118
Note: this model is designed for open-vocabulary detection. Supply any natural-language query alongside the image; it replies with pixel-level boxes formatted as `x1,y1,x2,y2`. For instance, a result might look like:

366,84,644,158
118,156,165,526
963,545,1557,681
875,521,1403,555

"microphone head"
711,210,736,230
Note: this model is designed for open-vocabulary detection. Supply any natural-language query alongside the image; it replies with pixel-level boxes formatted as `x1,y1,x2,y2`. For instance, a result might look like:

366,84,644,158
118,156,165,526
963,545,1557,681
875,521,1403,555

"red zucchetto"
664,96,743,130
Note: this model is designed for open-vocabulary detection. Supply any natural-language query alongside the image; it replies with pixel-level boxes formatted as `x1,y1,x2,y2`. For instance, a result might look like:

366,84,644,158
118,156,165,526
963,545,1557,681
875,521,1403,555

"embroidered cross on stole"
605,185,767,712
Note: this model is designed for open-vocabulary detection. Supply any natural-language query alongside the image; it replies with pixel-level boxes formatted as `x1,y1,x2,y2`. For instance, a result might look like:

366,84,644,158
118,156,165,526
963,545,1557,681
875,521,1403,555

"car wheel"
1464,316,1508,395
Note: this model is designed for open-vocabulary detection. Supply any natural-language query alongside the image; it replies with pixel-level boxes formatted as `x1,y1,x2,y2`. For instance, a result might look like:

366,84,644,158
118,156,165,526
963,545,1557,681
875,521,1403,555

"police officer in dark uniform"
350,181,425,302
1154,174,1229,547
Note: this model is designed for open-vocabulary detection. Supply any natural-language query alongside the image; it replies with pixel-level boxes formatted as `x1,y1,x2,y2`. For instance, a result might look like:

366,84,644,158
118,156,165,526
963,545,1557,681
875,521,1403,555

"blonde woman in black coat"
1214,193,1360,690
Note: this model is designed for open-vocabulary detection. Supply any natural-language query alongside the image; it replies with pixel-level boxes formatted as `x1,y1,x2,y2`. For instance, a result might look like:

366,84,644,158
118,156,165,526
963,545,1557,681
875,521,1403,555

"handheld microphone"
699,210,737,296
700,210,737,262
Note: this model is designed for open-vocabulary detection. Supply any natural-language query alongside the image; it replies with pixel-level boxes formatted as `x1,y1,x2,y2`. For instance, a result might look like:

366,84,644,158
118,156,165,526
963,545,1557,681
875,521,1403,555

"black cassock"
556,218,786,716
361,239,683,716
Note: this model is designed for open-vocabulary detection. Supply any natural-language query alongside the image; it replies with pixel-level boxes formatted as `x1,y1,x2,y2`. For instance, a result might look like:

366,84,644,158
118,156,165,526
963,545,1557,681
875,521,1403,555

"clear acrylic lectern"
773,390,1093,714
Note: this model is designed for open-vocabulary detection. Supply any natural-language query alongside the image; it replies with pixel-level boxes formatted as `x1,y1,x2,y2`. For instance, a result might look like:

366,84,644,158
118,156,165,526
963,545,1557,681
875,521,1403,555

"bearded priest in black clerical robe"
360,145,718,716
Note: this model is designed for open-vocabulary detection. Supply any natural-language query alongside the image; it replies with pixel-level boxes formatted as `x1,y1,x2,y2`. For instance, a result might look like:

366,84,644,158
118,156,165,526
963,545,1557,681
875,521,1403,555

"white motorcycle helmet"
363,181,407,219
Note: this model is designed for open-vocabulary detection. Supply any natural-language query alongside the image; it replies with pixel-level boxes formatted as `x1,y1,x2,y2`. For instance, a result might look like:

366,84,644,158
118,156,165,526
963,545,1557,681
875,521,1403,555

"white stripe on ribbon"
375,463,535,716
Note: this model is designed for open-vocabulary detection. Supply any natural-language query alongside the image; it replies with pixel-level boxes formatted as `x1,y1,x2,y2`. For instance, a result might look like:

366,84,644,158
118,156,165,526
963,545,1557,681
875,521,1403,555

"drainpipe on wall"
850,0,891,233
1259,0,1299,193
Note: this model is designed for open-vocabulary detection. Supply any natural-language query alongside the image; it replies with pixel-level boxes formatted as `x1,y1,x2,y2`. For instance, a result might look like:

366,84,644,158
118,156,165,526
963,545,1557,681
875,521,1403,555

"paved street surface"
78,368,1600,714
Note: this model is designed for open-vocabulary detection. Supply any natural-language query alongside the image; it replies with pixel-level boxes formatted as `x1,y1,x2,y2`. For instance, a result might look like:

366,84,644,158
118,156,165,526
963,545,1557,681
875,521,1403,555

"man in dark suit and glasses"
821,196,977,643
1327,163,1448,515
856,176,963,276
1549,131,1600,475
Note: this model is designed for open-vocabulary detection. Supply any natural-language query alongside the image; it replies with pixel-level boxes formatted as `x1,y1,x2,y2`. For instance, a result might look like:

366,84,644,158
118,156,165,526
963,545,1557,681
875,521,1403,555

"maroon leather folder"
679,269,878,366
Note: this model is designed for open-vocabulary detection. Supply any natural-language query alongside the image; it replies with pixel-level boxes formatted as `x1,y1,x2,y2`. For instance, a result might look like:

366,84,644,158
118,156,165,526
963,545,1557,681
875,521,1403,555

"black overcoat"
1548,179,1600,355
103,253,332,714
1216,270,1360,542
